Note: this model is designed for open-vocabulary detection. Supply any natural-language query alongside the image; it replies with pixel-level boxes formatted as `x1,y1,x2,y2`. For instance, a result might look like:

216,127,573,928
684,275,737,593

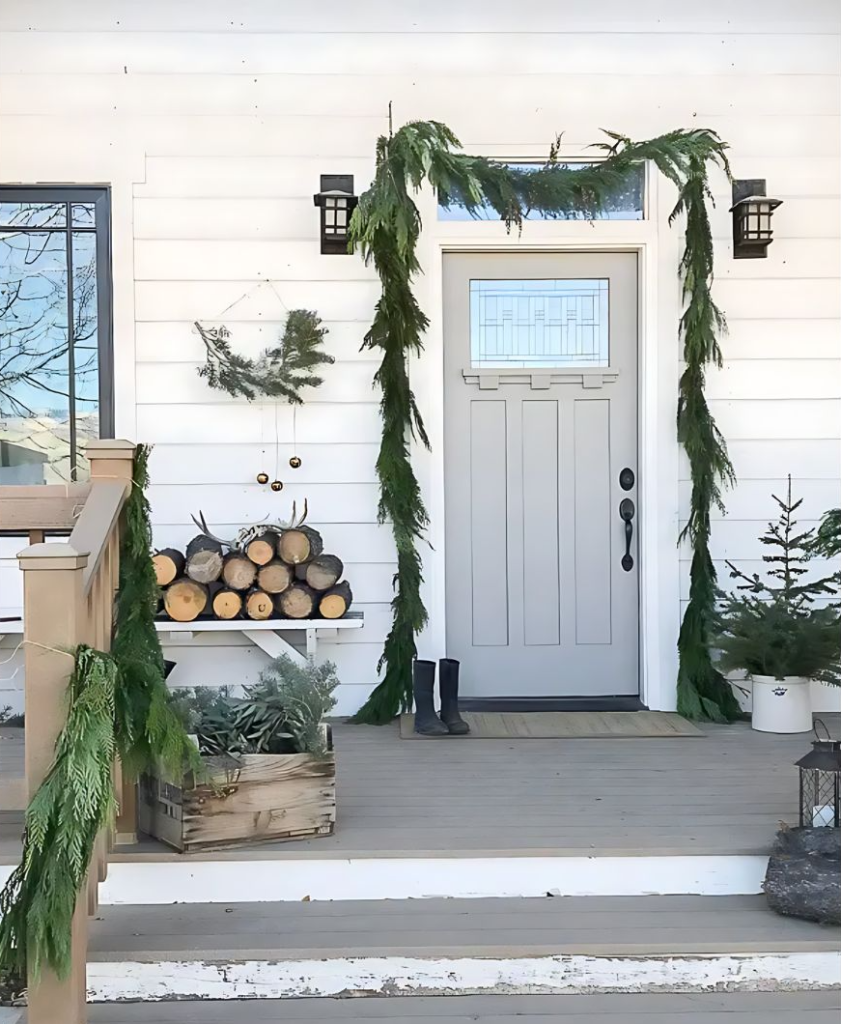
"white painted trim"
18,854,769,905
87,951,841,1002
411,163,681,712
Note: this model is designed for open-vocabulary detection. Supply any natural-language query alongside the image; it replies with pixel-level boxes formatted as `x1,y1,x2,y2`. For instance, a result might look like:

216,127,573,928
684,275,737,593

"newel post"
85,439,138,843
84,438,136,487
18,542,90,1024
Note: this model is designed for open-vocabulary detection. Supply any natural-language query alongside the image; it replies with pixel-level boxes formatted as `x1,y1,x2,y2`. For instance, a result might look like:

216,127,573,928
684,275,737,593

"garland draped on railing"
350,121,740,724
0,446,199,980
0,647,117,979
113,444,203,781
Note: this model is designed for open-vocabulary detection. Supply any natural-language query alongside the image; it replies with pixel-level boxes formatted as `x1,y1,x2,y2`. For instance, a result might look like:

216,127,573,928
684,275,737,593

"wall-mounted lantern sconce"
313,175,358,255
730,179,782,259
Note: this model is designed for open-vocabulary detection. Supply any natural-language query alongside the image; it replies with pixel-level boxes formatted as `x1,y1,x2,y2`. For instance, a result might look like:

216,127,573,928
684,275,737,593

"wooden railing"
7,439,135,1024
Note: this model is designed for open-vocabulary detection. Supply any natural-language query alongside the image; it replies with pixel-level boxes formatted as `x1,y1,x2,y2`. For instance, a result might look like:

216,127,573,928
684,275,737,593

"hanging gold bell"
289,456,302,469
256,472,269,485
270,480,283,492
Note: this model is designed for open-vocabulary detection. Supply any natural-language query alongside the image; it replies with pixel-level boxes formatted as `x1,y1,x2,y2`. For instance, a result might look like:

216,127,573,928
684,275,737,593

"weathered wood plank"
85,990,841,1022
3,720,837,860
87,895,840,961
139,753,336,852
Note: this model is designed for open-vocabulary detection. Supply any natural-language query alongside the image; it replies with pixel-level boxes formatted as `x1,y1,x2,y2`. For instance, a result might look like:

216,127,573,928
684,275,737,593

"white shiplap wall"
1,0,839,714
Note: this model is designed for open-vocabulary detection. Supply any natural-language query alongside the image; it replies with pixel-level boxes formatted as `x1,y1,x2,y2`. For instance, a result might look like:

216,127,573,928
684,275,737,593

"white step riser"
81,855,770,904
1,855,770,904
87,952,841,1002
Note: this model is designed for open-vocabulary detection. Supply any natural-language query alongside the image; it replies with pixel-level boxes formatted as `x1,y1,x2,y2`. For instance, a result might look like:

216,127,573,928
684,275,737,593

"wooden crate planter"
138,752,336,853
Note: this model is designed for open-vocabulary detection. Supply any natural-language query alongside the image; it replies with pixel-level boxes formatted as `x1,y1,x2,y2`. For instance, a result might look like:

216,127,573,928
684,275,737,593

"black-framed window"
0,186,113,484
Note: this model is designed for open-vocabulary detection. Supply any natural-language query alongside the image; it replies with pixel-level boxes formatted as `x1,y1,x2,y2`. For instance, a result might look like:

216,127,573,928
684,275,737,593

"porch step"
86,895,841,1002
85,992,841,1023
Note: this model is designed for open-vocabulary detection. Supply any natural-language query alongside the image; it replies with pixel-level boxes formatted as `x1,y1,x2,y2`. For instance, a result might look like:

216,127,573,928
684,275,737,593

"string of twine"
0,639,75,684
216,279,290,319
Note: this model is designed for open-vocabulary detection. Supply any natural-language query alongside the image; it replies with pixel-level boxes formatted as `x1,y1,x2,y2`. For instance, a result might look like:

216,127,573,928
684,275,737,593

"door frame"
409,153,683,713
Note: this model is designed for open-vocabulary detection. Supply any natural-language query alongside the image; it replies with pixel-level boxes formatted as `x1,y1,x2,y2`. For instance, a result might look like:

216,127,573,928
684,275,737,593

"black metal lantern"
730,179,782,259
313,174,358,255
796,721,841,828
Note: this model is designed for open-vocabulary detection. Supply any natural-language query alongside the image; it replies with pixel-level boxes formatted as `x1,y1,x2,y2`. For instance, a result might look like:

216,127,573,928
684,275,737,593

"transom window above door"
439,162,645,221
0,187,112,484
470,278,609,369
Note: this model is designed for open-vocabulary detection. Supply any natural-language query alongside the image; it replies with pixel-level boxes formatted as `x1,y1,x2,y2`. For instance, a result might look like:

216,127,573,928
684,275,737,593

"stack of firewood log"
153,507,353,623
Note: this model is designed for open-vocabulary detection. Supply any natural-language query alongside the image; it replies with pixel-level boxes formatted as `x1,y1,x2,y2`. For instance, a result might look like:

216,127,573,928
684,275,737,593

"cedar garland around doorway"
349,122,740,725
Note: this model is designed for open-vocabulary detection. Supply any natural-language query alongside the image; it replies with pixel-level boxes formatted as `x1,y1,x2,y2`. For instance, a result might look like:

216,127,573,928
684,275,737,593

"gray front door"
443,251,639,699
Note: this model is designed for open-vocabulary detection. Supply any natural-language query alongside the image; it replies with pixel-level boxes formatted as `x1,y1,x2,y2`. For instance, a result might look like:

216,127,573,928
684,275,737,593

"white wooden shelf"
156,613,363,633
1,611,364,664
156,612,364,663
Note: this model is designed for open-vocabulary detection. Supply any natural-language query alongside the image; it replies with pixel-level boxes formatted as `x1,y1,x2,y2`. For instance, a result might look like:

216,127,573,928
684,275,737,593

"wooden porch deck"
2,716,830,861
78,992,841,1023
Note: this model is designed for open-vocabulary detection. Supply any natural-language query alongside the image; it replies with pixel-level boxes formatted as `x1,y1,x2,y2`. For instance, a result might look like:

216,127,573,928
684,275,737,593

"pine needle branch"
0,647,118,979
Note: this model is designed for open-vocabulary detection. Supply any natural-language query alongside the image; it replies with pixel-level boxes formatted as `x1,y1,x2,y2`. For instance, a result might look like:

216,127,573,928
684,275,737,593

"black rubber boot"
413,660,449,736
439,658,470,735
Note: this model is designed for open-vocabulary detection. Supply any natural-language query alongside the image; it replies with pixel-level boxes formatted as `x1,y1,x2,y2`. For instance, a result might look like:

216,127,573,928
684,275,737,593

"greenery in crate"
171,655,339,760
714,479,841,684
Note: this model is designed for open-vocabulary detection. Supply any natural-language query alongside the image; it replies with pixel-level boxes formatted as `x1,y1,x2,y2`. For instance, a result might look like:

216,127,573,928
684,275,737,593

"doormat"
399,711,704,739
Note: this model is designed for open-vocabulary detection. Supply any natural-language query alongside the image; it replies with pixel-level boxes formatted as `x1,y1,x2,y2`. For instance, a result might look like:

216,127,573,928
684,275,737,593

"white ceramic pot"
750,675,812,734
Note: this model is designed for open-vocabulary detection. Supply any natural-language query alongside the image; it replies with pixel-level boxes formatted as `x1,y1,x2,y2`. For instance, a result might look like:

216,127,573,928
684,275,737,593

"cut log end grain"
278,583,317,619
221,551,258,591
257,560,293,595
164,578,209,622
278,525,324,565
152,548,185,587
305,554,344,592
245,588,275,621
318,580,353,619
185,535,225,584
212,587,243,620
244,533,277,566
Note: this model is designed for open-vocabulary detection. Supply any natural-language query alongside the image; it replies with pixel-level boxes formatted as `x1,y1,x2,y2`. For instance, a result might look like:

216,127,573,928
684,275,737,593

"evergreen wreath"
349,120,738,724
0,646,118,979
195,309,334,402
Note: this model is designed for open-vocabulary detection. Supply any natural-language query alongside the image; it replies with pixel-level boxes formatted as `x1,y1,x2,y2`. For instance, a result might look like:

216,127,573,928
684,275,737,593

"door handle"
619,498,635,572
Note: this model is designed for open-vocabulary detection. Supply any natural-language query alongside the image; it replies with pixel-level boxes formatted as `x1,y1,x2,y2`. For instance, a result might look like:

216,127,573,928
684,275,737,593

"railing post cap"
85,439,136,460
18,541,90,570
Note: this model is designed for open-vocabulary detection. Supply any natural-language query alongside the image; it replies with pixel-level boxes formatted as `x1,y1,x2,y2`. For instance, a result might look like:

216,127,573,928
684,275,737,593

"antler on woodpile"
189,502,309,551
277,499,308,530
189,510,237,549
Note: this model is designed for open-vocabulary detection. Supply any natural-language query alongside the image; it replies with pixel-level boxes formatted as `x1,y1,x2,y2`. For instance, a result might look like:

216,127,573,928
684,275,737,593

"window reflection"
0,193,106,484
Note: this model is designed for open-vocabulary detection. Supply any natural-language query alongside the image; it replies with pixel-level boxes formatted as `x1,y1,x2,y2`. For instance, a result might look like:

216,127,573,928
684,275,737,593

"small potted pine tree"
714,479,841,733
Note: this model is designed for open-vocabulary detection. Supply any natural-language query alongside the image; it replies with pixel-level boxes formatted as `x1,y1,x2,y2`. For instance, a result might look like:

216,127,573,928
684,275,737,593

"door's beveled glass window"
469,278,609,369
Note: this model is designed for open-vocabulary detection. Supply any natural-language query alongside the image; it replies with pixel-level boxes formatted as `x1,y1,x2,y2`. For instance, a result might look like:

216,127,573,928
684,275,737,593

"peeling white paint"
92,855,769,905
87,951,841,1002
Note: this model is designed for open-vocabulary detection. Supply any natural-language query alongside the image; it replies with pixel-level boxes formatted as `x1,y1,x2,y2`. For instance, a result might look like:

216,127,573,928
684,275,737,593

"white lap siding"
0,0,839,713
